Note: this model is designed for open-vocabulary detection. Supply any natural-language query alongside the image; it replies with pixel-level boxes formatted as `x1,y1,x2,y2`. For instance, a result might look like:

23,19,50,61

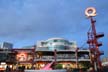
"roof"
47,38,67,41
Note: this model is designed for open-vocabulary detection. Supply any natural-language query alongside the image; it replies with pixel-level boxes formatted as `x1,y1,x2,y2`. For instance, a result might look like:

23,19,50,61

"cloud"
0,0,88,40
0,0,107,54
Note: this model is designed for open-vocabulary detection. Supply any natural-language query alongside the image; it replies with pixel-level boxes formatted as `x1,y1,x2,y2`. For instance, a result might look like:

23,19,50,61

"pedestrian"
5,65,11,72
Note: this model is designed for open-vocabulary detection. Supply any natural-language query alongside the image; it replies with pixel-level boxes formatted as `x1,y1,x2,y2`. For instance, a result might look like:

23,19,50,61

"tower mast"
85,7,104,72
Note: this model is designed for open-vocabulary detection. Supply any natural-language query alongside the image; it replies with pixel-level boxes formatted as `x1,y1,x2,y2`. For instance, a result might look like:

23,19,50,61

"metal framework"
87,17,104,72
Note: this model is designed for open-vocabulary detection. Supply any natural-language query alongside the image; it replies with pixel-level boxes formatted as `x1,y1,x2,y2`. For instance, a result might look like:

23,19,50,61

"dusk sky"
0,0,108,57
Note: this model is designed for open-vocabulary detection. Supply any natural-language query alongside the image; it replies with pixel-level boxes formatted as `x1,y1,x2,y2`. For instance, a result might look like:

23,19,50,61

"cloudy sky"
0,0,108,57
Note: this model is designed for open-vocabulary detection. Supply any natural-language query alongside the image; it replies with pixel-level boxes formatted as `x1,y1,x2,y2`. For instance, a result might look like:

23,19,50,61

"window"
53,40,58,42
41,42,45,46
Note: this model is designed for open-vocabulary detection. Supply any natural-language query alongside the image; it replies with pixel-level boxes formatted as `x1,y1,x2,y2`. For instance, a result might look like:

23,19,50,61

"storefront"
12,49,35,70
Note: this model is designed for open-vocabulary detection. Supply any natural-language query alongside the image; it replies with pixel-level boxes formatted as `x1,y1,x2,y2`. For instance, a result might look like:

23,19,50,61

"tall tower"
85,7,104,72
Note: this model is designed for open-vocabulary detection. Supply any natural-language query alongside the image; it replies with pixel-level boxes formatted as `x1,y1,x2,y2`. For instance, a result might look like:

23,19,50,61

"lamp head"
85,7,97,17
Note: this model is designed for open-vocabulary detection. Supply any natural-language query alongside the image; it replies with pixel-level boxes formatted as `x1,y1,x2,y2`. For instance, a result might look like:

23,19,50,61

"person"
5,66,11,72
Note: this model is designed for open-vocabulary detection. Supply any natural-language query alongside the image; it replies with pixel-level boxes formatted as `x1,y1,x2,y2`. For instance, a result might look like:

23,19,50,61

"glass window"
53,39,58,42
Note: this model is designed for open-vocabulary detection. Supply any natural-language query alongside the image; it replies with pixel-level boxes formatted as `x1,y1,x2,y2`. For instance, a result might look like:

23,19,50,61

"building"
102,57,108,66
0,42,13,50
36,38,77,51
12,48,35,70
0,38,91,71
102,57,108,62
0,47,15,70
35,38,91,70
0,42,14,71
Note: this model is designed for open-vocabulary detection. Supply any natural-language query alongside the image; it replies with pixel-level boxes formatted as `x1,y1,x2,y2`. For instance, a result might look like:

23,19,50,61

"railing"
56,59,77,61
25,69,67,72
34,56,54,61
78,59,91,61
57,55,76,59
34,58,90,61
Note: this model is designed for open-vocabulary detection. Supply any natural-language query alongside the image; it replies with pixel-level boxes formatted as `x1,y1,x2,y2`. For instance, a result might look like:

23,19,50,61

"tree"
54,64,63,69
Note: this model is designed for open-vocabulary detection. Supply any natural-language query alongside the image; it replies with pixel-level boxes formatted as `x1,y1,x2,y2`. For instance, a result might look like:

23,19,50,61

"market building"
35,38,91,69
0,38,91,71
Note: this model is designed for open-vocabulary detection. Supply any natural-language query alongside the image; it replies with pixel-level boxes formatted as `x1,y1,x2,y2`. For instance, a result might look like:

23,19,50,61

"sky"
0,0,108,57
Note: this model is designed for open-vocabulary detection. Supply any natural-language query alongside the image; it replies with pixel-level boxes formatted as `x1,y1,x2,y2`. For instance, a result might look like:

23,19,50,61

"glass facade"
49,45,66,50
36,38,77,51
45,38,75,50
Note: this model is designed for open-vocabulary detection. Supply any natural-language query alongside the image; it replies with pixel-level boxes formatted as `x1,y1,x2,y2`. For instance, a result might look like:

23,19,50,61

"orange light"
16,52,27,61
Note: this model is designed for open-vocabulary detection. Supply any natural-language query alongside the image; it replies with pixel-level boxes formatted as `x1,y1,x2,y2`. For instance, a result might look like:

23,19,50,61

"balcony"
78,58,91,61
57,54,76,59
78,49,90,52
34,56,54,61
34,54,91,62
34,58,53,61
78,55,90,61
57,59,77,61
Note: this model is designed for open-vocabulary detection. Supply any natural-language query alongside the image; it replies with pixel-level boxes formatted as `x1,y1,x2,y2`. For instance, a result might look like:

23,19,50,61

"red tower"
85,7,104,72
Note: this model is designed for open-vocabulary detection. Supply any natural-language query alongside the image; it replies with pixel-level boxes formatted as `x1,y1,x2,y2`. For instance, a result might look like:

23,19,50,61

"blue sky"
0,0,108,57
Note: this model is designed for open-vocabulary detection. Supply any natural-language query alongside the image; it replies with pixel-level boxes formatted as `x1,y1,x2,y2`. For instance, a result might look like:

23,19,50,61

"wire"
88,24,92,32
80,25,92,49
80,42,87,49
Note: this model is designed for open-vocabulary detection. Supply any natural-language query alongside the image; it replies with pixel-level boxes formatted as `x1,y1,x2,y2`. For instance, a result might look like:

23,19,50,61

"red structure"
75,48,79,68
86,7,104,72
